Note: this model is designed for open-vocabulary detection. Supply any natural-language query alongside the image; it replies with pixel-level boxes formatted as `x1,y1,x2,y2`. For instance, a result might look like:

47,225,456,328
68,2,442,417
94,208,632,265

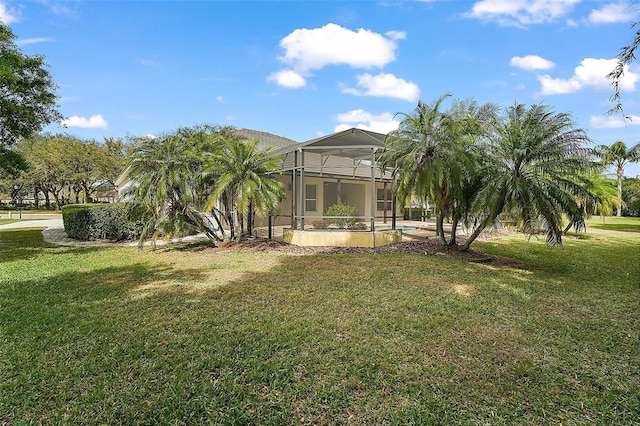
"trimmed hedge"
62,203,145,241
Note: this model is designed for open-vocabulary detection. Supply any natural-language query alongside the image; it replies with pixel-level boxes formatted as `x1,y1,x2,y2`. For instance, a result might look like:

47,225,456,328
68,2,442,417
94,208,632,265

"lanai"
270,127,398,232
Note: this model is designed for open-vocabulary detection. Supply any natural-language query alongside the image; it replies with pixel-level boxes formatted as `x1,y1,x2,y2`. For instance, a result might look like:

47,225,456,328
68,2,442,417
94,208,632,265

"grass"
0,209,61,215
0,218,48,226
1,219,639,424
586,215,640,233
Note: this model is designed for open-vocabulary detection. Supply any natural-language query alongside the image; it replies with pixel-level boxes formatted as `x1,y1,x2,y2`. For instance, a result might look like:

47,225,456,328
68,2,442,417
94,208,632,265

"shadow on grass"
0,228,61,263
589,222,640,233
0,228,123,264
160,239,215,252
2,262,210,333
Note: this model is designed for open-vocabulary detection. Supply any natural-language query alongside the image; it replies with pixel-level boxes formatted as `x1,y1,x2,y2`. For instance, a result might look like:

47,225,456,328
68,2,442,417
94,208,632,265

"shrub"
312,220,329,229
324,202,358,228
62,203,145,241
349,221,368,230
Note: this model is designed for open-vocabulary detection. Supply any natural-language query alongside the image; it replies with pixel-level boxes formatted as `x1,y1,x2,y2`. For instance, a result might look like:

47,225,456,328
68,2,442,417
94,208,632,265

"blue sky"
2,0,640,177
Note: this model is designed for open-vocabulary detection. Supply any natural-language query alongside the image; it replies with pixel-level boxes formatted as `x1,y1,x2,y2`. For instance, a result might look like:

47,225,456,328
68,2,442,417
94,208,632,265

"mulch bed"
202,232,537,270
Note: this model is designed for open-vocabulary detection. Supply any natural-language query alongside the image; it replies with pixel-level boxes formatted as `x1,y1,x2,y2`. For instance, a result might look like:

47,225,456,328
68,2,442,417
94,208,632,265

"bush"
312,220,329,229
349,221,368,230
324,202,357,228
62,203,145,241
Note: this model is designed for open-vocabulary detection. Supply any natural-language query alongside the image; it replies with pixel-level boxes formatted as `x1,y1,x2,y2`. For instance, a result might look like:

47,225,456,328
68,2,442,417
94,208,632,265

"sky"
2,0,640,177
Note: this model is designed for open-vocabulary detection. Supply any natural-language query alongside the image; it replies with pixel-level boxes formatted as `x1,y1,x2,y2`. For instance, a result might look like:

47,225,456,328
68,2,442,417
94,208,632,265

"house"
262,127,400,229
116,127,404,246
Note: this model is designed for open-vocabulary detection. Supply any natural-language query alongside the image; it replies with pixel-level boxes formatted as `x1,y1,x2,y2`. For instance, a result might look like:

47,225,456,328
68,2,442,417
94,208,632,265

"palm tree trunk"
462,197,506,251
617,166,623,217
449,214,459,247
563,220,574,235
185,209,223,244
436,212,448,246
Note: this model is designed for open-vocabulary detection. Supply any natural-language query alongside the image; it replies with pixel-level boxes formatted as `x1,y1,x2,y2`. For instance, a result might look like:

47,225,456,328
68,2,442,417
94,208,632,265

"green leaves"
0,22,62,147
383,97,597,249
381,95,498,247
204,134,285,241
126,125,284,245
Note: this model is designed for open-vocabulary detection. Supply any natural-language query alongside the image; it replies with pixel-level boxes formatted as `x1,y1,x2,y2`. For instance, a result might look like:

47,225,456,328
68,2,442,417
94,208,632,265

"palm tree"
205,136,285,242
126,126,226,247
379,94,497,247
596,141,640,216
562,171,618,232
464,103,597,249
380,95,453,245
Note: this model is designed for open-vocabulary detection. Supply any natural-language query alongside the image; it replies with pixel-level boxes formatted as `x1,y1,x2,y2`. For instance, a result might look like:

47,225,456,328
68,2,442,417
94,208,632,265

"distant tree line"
0,134,128,208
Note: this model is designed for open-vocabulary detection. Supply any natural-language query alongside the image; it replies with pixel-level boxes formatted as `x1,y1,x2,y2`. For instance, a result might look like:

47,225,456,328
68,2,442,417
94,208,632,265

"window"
305,184,317,212
377,188,391,211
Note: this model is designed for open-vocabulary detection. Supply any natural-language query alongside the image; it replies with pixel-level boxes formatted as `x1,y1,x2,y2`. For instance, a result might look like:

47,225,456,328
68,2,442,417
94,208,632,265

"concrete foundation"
283,228,402,248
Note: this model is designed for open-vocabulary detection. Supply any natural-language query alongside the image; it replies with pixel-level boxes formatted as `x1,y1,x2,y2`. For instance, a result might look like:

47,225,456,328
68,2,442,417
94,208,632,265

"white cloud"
342,72,420,102
589,2,637,24
216,95,224,103
139,59,160,67
590,114,640,128
0,3,19,23
510,55,555,70
137,134,157,140
278,23,402,72
17,37,53,46
385,30,407,41
466,0,581,26
61,114,108,129
269,23,410,90
538,58,639,95
334,109,399,134
267,69,306,88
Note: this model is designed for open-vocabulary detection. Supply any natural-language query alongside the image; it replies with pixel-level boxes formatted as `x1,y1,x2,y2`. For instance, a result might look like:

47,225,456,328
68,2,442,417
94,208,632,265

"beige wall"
253,173,400,228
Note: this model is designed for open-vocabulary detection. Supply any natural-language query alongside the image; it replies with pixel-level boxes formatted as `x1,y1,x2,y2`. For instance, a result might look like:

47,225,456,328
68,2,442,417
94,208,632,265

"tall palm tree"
205,136,285,242
379,94,497,247
380,94,453,245
596,141,640,216
464,103,597,249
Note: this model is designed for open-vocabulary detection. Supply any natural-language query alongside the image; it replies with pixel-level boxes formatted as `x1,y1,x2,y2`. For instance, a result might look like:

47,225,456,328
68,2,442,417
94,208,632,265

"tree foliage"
596,141,640,216
380,95,498,247
0,145,26,178
204,134,285,241
622,177,640,214
125,126,223,246
1,133,128,208
0,22,62,147
382,97,597,250
467,103,596,248
608,2,640,115
126,125,284,247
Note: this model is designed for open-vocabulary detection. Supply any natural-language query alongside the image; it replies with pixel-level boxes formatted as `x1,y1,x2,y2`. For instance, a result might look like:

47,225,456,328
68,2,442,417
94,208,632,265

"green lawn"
0,218,48,226
0,210,61,215
1,220,639,424
586,215,640,233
